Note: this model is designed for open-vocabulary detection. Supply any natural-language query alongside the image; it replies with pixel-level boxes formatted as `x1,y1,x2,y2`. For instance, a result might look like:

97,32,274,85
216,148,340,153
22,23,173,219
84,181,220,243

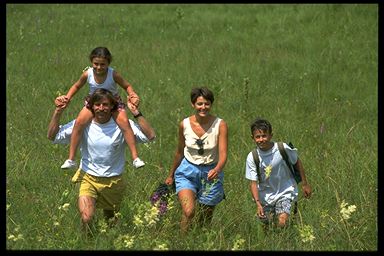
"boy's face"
252,129,273,151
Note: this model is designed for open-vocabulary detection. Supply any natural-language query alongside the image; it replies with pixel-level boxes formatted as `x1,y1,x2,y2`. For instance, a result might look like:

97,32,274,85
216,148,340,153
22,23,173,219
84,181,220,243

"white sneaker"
61,159,77,169
132,158,145,169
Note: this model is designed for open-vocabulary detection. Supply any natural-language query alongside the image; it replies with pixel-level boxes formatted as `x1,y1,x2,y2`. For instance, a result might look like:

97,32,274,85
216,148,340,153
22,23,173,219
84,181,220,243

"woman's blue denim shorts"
174,158,224,206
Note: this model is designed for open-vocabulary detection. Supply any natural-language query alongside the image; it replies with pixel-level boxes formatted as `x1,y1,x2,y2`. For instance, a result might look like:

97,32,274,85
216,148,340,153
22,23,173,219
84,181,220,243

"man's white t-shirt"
245,142,299,205
53,118,149,177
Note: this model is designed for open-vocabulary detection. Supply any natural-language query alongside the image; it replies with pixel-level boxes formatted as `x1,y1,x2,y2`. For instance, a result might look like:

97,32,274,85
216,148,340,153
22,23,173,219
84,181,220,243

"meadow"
6,4,378,251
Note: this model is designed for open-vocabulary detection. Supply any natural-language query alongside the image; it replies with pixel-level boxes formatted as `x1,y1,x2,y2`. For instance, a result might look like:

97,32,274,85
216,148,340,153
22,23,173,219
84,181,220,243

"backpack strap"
277,142,295,177
251,148,261,183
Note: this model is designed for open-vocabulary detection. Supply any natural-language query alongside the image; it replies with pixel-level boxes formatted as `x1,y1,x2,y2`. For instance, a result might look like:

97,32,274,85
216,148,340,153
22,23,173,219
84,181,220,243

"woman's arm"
207,119,228,180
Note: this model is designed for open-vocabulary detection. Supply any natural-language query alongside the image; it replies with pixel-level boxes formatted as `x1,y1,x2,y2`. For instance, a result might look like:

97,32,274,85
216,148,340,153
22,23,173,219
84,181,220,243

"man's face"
92,97,113,124
252,129,273,151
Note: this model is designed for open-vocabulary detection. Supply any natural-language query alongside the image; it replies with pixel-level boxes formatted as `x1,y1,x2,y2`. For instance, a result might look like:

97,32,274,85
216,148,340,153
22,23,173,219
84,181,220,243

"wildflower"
114,234,135,249
144,205,160,227
298,224,315,243
154,243,169,251
340,200,357,220
231,235,246,250
98,220,108,234
59,203,70,211
265,165,272,178
8,234,24,242
133,214,144,227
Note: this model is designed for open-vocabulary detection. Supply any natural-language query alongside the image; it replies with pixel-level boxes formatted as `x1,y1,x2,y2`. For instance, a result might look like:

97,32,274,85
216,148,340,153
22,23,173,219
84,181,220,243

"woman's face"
192,96,212,117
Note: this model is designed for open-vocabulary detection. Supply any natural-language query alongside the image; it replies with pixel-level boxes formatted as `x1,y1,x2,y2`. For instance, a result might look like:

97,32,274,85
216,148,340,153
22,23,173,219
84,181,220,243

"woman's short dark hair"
190,87,214,104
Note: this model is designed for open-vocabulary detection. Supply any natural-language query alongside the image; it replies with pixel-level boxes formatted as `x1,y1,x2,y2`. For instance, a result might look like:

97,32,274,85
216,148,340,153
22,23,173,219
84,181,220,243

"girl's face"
252,129,273,151
192,96,212,117
91,57,109,76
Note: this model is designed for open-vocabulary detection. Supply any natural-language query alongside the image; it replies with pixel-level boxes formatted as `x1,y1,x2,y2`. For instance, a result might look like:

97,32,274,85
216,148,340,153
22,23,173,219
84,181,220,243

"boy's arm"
294,159,312,198
250,181,264,217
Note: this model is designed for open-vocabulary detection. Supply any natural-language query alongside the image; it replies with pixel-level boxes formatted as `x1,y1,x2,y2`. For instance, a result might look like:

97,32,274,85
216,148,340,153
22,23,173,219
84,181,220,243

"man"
47,88,155,230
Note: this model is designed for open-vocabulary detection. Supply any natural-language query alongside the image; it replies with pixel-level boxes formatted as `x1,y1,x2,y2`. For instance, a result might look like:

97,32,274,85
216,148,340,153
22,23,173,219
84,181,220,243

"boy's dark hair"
190,87,215,104
89,47,112,64
88,88,118,113
250,118,273,135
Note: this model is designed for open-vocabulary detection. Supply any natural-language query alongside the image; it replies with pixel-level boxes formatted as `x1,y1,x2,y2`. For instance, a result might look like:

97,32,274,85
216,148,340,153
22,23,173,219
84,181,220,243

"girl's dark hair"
250,118,273,135
88,88,118,113
89,47,112,63
190,87,214,104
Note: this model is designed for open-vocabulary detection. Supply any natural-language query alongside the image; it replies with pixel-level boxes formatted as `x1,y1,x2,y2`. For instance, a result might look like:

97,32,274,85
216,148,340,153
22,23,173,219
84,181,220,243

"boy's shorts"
72,169,127,211
174,158,224,206
258,197,293,224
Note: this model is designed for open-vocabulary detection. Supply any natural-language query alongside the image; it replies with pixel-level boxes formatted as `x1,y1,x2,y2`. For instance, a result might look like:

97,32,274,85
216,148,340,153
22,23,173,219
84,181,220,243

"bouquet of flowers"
149,183,175,216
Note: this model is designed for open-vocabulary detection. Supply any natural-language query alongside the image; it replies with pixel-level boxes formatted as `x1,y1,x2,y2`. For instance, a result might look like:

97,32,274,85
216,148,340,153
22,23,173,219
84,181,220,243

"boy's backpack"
251,142,302,184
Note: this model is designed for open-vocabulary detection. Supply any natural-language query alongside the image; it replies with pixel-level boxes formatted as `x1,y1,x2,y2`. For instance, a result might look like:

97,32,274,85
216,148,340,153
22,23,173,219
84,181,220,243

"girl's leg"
178,189,196,234
62,108,93,168
113,110,144,168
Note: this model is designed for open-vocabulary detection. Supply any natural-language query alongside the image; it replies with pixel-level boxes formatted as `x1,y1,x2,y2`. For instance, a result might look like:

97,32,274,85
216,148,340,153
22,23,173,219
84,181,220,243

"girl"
56,47,145,169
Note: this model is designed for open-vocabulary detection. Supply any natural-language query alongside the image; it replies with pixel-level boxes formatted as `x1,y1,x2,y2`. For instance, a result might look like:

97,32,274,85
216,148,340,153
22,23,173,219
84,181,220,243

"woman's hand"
207,169,219,181
165,176,174,186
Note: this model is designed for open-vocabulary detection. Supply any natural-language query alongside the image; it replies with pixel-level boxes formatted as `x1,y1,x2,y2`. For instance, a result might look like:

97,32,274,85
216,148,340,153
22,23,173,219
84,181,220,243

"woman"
165,87,228,233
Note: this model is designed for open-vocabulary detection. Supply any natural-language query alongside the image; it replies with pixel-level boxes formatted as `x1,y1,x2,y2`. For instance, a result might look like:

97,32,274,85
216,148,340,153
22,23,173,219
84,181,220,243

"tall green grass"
6,4,377,250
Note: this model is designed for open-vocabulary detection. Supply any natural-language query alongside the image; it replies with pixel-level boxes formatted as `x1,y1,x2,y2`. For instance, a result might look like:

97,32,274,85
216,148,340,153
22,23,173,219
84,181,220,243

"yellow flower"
298,225,316,243
340,200,357,220
265,165,272,178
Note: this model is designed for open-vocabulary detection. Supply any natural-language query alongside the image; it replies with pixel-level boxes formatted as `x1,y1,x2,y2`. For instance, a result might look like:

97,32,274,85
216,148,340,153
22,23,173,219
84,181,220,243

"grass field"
6,4,378,250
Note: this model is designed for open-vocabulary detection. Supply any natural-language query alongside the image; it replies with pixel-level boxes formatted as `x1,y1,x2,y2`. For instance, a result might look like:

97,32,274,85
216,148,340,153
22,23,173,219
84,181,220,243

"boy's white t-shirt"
53,118,149,177
245,142,299,205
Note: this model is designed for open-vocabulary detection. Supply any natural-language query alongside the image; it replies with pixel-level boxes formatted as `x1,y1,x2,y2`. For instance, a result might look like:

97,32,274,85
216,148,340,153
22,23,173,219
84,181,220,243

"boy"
245,118,312,229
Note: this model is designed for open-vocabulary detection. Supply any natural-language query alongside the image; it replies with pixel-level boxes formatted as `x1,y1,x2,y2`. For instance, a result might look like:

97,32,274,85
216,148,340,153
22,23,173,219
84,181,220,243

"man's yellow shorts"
72,169,127,211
